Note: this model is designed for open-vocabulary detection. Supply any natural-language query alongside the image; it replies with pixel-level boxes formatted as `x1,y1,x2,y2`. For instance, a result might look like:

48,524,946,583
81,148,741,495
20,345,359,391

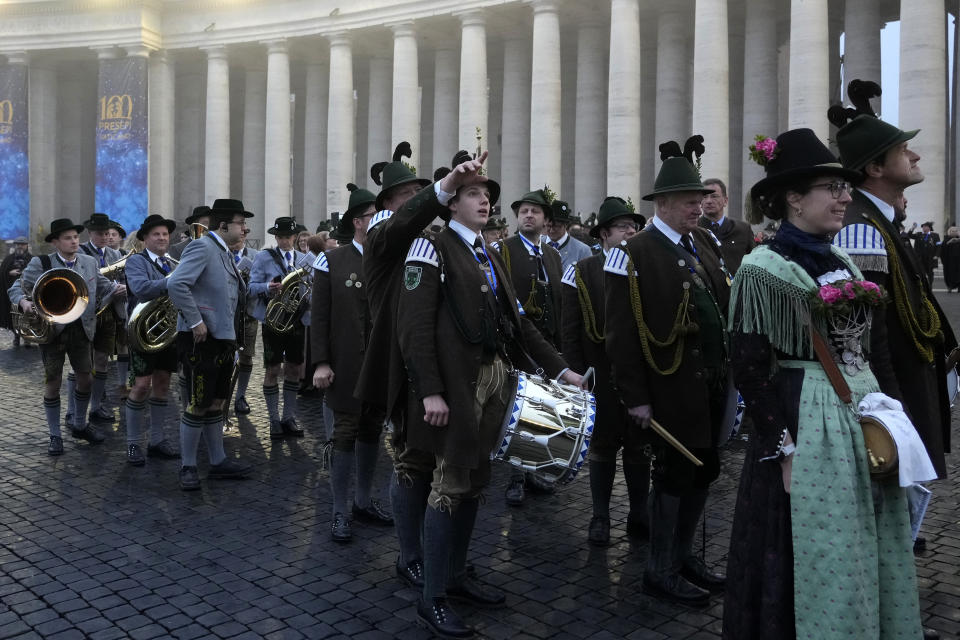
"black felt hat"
210,199,255,220
267,217,301,236
550,200,575,225
749,129,860,207
185,205,212,225
45,218,85,243
828,79,918,172
590,197,647,239
110,221,127,238
371,142,431,211
136,215,177,240
83,213,112,231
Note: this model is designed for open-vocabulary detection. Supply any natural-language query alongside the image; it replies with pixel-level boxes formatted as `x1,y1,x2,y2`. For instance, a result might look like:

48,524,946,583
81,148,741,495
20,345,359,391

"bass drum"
492,372,596,485
947,367,958,407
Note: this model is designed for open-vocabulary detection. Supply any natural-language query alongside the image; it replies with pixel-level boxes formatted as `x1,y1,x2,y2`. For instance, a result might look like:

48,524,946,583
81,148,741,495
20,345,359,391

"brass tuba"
12,268,90,344
264,267,311,334
127,257,179,353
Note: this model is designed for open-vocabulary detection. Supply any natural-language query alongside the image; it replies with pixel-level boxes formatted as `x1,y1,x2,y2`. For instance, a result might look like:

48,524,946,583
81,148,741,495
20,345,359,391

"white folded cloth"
857,392,937,487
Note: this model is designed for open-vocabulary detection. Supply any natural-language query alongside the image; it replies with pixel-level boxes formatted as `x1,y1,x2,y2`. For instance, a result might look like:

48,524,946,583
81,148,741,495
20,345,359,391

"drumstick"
649,418,704,466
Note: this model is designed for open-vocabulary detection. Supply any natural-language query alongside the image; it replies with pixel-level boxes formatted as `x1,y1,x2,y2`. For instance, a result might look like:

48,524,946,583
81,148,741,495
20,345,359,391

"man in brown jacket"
312,183,394,543
561,196,649,546
605,155,730,607
397,173,582,637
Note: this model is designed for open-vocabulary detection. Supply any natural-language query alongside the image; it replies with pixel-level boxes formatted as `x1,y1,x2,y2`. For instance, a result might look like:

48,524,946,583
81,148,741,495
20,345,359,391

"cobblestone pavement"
1,288,959,639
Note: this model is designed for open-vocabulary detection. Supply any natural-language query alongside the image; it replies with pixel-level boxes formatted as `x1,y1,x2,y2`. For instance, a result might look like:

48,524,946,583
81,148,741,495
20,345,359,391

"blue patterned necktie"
96,246,105,267
549,240,559,250
285,251,292,270
234,251,242,265
158,257,171,274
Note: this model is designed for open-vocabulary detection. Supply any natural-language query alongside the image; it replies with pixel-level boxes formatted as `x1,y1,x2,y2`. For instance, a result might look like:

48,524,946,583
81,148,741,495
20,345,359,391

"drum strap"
809,322,852,405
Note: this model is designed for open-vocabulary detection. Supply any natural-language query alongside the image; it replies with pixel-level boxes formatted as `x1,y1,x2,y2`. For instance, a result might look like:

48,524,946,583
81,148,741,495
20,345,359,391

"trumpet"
264,267,311,334
97,253,133,315
11,268,90,345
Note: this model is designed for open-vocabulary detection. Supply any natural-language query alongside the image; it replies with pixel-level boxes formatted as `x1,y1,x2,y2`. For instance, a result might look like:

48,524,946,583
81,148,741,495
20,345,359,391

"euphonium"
264,267,310,334
127,257,180,353
11,268,90,345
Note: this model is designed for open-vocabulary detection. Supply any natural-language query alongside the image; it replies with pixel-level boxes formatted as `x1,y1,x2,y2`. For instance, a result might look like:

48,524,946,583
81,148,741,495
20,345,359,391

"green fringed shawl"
728,245,863,359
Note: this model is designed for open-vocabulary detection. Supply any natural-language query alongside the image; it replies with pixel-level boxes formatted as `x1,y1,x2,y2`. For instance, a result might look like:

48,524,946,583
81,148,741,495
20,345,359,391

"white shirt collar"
705,215,726,228
448,219,481,248
652,215,684,245
57,253,77,266
550,232,569,247
145,248,169,263
518,233,543,255
351,239,364,255
857,188,896,224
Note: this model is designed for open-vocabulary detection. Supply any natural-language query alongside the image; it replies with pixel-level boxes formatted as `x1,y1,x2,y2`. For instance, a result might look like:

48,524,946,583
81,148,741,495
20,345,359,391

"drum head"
947,367,958,407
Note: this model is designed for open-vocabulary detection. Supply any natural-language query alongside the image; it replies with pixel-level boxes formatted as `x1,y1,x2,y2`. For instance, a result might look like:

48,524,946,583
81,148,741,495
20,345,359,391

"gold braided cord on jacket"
626,255,692,375
575,264,604,343
873,221,941,363
500,239,544,321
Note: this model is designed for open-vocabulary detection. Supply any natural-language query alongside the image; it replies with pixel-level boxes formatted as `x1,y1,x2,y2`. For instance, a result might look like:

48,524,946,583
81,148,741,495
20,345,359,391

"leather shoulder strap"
809,322,852,405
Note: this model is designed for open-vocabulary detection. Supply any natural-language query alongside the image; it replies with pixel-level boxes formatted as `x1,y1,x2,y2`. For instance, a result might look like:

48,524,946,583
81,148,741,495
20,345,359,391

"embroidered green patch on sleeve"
404,265,422,290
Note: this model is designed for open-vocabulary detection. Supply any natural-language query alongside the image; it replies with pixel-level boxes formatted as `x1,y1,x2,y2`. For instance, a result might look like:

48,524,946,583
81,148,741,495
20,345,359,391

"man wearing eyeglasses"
561,197,650,547
544,199,593,270
697,179,755,275
833,111,956,483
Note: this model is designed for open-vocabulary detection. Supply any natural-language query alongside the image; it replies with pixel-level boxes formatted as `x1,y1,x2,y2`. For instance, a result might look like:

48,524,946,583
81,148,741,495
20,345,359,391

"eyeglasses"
610,222,640,232
809,181,852,199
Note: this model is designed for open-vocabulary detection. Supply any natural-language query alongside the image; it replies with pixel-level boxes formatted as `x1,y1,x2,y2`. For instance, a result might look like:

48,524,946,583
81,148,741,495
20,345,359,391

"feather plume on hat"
828,79,882,128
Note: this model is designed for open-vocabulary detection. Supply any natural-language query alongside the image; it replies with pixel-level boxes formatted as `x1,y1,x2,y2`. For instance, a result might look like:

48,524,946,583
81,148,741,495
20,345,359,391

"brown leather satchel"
809,323,898,479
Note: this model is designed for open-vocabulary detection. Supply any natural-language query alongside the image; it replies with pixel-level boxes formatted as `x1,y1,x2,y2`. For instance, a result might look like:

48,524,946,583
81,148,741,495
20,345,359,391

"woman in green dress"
722,129,923,639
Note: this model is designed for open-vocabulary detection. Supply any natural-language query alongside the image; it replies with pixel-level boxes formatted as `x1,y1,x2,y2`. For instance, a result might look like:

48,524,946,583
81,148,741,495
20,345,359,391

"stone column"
203,46,230,204
607,0,642,204
23,54,59,234
693,0,729,186
841,0,886,104
501,37,531,206
457,10,488,154
326,33,355,217
655,2,693,168
788,0,829,139
529,0,562,192
899,0,947,230
391,23,420,169
433,49,458,172
263,40,291,235
303,61,329,227
367,56,392,189
148,50,175,218
575,23,606,214
742,0,779,207
242,66,267,236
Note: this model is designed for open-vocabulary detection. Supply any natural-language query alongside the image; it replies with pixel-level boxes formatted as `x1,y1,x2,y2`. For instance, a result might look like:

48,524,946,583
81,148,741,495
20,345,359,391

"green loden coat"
603,225,731,451
398,226,568,468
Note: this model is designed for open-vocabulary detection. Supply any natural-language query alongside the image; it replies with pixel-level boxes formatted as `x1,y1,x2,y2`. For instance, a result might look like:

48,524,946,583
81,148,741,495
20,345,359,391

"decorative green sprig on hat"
541,184,557,204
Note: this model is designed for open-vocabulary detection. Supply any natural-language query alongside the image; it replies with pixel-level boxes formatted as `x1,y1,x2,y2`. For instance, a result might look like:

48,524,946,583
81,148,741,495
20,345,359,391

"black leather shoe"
923,628,940,640
352,499,394,525
47,436,64,456
269,419,285,440
681,557,726,593
642,572,710,607
147,439,180,459
504,477,525,506
280,417,304,438
234,396,251,415
525,472,555,494
417,597,473,638
179,466,200,491
626,515,649,540
331,512,352,542
89,406,115,424
207,458,252,479
396,558,424,588
588,516,610,546
71,424,105,444
126,444,146,466
447,577,506,608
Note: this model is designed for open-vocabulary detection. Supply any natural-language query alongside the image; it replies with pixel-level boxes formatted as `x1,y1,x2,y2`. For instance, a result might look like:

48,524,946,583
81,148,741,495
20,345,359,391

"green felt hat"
590,197,647,238
338,183,377,237
836,114,918,172
642,157,712,201
372,142,431,211
510,190,553,219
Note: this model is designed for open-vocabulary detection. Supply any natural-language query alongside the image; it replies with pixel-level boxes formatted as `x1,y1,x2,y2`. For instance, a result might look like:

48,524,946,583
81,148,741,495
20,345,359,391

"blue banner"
0,64,29,240
95,57,148,236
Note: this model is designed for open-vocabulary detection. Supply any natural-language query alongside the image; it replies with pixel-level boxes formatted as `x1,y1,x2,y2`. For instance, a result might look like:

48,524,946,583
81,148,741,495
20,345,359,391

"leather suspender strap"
809,322,853,405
